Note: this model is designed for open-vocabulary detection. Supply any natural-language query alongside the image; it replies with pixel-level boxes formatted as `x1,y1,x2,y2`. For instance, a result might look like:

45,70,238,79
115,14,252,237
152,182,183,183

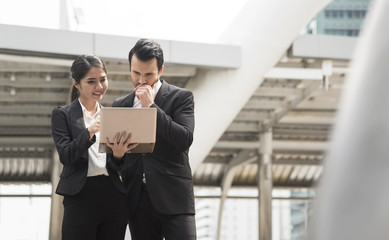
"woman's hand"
106,131,138,159
88,119,100,140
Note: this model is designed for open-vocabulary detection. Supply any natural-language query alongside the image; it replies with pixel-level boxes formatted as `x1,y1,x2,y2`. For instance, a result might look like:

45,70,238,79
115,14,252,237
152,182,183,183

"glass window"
347,10,353,18
331,10,337,18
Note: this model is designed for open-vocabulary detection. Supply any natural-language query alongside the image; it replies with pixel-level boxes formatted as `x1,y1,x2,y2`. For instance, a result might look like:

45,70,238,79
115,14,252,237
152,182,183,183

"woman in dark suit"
51,55,137,240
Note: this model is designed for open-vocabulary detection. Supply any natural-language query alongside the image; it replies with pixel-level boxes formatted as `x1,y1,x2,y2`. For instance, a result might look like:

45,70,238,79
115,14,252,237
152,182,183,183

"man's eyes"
133,72,154,76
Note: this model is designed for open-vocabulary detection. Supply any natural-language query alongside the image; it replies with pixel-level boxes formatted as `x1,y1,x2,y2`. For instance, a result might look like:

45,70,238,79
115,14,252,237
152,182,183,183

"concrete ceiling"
0,36,349,190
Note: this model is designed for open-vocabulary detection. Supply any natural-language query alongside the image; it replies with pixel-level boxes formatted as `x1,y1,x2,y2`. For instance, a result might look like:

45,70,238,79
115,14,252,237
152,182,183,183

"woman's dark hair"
69,55,107,103
128,38,164,71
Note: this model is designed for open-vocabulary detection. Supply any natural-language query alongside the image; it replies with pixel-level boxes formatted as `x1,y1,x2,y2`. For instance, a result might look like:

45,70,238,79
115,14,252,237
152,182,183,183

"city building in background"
194,189,315,240
195,190,259,240
307,0,372,36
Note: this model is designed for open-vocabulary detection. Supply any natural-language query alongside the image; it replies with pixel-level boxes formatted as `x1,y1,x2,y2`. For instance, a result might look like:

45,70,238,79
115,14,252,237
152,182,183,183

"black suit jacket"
51,99,126,196
111,79,195,216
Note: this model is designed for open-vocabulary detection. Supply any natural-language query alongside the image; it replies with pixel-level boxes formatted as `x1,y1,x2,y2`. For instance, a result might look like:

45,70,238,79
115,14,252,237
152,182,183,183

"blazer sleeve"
152,89,194,151
106,153,125,173
51,107,94,166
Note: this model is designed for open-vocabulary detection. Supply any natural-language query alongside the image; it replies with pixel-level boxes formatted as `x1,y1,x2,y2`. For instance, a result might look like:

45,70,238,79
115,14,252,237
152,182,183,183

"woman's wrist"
113,153,124,160
87,128,94,140
88,127,99,140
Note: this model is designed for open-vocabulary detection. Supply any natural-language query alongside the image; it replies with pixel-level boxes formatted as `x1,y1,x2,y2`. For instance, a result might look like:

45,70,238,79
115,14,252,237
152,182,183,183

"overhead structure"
0,23,240,184
0,27,355,189
193,32,355,190
187,0,332,171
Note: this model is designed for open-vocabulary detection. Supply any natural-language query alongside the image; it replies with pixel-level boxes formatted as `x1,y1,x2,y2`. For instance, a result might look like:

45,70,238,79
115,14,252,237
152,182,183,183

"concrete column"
311,0,389,240
59,0,70,30
49,150,63,240
258,129,273,240
216,150,258,240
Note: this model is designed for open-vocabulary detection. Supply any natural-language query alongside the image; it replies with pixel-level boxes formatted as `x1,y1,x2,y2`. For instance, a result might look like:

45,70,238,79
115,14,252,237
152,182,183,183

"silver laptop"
99,107,157,153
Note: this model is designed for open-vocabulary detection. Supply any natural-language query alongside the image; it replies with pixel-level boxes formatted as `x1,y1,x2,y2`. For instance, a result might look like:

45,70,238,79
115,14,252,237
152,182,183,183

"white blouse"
79,99,109,177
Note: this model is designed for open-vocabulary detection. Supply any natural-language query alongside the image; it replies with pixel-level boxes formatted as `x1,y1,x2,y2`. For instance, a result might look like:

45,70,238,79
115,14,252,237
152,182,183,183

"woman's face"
74,67,108,103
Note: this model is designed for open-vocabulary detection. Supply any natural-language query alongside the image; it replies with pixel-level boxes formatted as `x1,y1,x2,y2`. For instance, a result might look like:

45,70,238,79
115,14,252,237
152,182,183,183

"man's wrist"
142,102,153,108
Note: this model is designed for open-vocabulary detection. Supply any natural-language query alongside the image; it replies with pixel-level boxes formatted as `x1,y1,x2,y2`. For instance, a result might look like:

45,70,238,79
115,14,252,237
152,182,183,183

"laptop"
99,107,157,153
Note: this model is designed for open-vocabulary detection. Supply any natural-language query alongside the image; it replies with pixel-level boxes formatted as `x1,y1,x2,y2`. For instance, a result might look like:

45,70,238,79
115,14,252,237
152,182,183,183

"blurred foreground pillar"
49,150,63,240
258,129,272,240
311,0,389,239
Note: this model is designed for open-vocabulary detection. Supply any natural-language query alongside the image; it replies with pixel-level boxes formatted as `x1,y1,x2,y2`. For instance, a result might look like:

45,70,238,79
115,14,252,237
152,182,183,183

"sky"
0,0,248,43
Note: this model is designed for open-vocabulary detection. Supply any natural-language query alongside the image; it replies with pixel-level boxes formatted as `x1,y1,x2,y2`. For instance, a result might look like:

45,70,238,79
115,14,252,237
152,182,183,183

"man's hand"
135,83,156,108
106,131,138,159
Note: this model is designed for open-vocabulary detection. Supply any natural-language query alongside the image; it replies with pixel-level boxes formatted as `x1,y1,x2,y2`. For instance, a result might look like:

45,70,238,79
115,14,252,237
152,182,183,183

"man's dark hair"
128,38,164,71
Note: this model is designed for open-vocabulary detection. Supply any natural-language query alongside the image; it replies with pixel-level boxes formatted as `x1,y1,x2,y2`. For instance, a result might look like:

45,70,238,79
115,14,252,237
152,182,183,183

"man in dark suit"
111,38,196,240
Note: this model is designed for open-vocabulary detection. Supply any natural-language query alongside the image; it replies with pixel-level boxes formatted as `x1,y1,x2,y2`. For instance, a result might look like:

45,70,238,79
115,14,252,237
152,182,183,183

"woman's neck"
79,98,98,114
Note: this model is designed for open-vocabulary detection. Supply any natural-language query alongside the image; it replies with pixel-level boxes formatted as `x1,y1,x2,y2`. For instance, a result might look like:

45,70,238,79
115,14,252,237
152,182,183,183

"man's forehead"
131,57,158,71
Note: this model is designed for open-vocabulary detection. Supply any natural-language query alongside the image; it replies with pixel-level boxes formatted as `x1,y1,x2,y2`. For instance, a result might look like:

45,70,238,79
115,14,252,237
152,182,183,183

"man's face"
130,54,164,88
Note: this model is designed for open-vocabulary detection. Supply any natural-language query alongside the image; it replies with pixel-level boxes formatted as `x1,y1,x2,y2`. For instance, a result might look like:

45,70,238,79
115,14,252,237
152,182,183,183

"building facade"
308,0,372,37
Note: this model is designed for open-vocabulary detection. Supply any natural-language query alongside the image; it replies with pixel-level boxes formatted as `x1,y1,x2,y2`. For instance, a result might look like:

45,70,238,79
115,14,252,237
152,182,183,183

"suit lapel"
127,92,135,107
154,79,168,108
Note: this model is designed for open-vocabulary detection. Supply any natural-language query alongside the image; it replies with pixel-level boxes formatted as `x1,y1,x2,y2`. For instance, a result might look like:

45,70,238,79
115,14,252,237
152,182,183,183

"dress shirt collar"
78,99,101,118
